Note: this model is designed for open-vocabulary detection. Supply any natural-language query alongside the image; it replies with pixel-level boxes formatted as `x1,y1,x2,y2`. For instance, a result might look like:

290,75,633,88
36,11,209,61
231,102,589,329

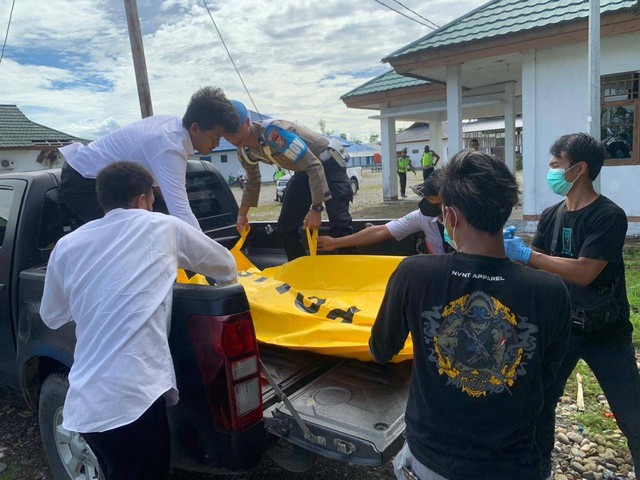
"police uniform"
238,119,353,260
397,154,412,197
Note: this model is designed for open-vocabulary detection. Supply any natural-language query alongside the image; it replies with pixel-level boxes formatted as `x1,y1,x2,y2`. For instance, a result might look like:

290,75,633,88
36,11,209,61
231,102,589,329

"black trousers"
278,171,354,261
60,163,104,224
422,166,434,180
536,331,640,478
398,172,407,196
82,396,170,480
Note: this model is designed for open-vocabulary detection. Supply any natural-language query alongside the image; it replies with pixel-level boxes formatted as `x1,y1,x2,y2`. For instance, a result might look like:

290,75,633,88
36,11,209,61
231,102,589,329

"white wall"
191,150,278,182
522,32,640,233
0,149,63,172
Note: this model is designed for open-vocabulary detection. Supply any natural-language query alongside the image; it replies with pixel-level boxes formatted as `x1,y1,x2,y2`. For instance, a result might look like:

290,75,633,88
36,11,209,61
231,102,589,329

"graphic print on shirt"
423,290,538,397
264,125,307,163
562,227,573,256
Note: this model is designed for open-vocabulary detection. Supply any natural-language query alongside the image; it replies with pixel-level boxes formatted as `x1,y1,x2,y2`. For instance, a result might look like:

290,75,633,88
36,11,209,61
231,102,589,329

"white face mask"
443,207,458,251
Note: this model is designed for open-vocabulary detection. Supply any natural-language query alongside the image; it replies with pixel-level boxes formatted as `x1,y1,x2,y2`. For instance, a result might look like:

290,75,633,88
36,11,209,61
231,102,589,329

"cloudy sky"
0,0,485,141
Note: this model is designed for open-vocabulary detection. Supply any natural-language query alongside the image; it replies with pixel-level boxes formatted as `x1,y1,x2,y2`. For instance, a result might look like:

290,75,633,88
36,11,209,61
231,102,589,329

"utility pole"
588,0,601,191
123,0,153,118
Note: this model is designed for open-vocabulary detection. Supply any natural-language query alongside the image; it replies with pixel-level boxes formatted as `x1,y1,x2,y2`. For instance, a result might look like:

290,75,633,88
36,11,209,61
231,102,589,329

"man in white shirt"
59,86,239,230
40,162,237,480
318,171,452,255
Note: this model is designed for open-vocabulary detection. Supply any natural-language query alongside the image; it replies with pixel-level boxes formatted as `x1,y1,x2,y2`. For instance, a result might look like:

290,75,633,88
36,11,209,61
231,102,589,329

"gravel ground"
1,168,636,480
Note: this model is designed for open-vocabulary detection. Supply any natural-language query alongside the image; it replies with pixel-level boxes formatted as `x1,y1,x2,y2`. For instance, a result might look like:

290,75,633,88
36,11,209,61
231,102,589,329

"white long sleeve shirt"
59,115,200,230
385,210,445,255
39,208,237,433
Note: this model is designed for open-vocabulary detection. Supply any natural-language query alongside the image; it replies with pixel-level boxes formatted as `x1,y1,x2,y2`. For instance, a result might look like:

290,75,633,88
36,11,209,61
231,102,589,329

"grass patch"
625,246,640,347
0,465,19,480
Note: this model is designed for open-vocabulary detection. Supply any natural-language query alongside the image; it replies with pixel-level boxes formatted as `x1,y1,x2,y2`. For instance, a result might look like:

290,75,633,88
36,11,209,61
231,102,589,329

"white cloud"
0,0,485,140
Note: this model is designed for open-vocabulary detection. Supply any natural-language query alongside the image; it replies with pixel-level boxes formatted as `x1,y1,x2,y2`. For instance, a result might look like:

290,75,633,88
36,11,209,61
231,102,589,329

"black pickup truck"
0,161,418,480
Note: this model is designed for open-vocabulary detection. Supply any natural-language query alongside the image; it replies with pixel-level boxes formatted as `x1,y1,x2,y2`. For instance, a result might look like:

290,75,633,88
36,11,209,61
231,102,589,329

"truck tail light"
188,312,263,432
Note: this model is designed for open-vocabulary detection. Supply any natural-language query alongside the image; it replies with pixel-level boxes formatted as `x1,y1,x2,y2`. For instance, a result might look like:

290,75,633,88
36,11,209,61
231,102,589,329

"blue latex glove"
503,225,516,239
504,236,532,264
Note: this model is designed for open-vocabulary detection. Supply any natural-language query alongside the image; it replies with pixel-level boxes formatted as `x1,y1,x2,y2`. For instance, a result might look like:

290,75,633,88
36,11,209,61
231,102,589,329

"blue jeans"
536,331,640,478
393,442,449,480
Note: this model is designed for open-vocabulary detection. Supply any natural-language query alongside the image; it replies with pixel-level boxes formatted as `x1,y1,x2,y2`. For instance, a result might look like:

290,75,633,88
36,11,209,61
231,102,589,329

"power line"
390,0,440,29
372,0,436,30
201,0,262,120
0,0,16,65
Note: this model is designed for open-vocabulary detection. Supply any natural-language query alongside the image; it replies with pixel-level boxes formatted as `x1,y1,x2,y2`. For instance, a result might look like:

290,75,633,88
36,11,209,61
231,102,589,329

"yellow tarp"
178,228,412,362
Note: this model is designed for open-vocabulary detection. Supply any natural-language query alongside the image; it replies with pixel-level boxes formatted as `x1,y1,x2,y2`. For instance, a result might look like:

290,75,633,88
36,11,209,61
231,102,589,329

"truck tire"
350,178,359,195
39,373,102,480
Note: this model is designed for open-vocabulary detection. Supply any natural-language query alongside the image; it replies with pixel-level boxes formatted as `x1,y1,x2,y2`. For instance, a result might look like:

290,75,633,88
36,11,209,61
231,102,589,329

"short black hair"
440,150,518,234
549,132,604,180
96,162,155,212
182,86,240,132
423,169,443,196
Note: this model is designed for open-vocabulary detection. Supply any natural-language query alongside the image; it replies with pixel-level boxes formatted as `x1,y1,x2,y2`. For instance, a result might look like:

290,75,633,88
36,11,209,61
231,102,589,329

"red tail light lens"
188,312,263,432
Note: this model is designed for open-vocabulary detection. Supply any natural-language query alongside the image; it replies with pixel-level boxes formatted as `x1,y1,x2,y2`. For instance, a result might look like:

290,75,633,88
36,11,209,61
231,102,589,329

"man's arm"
433,152,440,163
318,225,392,251
541,281,572,391
528,252,607,287
239,154,261,209
150,149,200,230
40,248,73,329
173,218,237,285
369,264,410,364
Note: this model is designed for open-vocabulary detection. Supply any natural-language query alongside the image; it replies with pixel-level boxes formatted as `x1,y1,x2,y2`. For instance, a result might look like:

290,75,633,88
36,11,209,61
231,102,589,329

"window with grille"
601,71,639,164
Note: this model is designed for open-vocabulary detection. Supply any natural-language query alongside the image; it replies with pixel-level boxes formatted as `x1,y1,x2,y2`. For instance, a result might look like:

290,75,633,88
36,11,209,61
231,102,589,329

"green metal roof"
0,105,87,148
386,0,638,60
341,70,430,100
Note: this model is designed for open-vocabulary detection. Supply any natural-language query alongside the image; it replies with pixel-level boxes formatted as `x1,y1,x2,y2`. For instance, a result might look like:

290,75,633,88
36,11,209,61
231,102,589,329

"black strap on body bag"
548,201,620,332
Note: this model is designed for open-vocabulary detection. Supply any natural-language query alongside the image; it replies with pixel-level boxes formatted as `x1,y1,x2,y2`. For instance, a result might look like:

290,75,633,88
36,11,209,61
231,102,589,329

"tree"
369,134,379,143
318,119,334,136
339,133,347,140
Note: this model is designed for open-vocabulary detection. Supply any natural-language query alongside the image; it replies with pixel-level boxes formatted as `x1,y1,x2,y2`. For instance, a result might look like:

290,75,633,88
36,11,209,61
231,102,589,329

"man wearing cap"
421,145,441,180
59,86,238,230
397,148,416,198
224,100,354,261
318,170,452,254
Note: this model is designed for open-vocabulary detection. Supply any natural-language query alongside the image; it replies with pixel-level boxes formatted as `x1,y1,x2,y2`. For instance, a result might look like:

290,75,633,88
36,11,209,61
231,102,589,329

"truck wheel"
350,178,359,195
39,373,102,480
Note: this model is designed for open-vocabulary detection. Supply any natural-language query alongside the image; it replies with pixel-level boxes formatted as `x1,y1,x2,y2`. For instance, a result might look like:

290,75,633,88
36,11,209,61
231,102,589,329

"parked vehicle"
275,166,363,203
227,173,247,189
0,160,417,480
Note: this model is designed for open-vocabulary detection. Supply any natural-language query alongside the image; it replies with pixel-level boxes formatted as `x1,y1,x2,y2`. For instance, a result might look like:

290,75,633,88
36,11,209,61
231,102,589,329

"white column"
522,50,537,220
380,115,398,201
430,114,444,165
446,64,463,158
588,0,601,193
504,81,516,173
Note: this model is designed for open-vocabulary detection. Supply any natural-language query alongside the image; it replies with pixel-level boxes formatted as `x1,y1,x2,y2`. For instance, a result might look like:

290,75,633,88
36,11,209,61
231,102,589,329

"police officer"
224,100,354,261
397,148,416,197
421,145,440,180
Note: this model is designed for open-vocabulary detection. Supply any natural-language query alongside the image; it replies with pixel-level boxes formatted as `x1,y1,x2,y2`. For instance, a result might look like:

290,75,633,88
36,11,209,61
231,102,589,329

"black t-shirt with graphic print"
531,195,630,342
370,253,571,480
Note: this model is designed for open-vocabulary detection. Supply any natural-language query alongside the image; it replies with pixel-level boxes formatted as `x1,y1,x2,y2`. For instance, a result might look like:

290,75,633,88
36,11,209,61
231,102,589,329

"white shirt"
59,115,200,230
385,210,445,255
39,208,237,433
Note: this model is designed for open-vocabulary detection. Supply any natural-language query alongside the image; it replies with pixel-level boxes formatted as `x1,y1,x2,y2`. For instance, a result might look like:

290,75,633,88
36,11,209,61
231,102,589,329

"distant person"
421,145,440,180
40,162,237,480
469,138,480,150
397,148,416,197
503,132,640,479
59,86,239,230
318,170,453,254
371,149,571,480
223,100,354,261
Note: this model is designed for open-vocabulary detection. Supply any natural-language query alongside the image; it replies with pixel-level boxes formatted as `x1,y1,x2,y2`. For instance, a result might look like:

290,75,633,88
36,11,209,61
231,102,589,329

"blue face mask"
546,163,581,196
442,208,458,251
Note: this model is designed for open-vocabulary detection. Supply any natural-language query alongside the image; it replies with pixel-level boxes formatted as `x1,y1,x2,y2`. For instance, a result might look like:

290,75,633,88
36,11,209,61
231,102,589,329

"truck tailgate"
261,349,411,466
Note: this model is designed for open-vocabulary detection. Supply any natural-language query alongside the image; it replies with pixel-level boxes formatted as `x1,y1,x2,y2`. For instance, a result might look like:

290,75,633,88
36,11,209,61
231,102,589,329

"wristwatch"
310,204,324,212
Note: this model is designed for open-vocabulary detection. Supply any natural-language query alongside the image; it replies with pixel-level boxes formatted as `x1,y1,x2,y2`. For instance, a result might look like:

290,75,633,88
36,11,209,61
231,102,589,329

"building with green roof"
0,105,87,172
342,0,640,233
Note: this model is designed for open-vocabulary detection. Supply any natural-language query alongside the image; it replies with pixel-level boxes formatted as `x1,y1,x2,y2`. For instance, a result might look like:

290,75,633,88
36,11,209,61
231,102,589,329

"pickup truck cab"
0,161,416,480
275,166,363,202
